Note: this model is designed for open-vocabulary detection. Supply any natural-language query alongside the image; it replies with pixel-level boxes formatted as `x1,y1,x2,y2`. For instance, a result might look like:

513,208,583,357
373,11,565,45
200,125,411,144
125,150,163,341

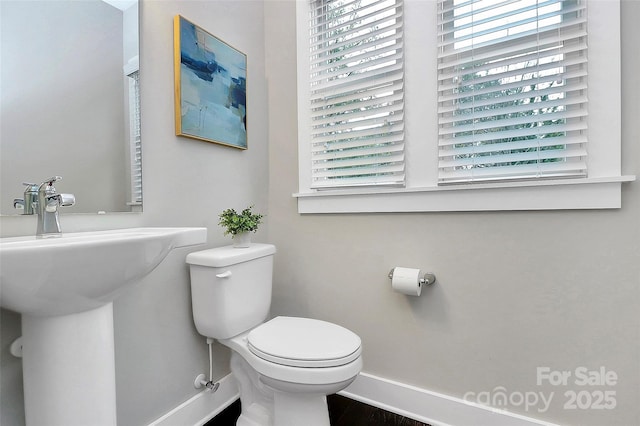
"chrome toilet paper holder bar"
388,268,436,286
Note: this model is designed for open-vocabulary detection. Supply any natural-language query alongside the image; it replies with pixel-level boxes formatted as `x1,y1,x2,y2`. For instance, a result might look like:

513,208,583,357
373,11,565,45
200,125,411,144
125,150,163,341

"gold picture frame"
174,15,247,149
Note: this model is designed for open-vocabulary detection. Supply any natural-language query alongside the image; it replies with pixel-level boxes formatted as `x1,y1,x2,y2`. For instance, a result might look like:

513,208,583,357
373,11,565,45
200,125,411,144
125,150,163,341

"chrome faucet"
13,182,39,215
20,176,76,237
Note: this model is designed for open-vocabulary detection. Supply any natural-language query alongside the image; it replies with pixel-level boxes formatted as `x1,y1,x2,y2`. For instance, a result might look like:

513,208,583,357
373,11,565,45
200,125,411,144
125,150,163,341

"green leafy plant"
218,206,263,236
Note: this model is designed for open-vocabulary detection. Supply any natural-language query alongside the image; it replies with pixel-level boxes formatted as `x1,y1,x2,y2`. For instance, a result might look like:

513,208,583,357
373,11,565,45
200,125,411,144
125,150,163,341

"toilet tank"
186,244,276,339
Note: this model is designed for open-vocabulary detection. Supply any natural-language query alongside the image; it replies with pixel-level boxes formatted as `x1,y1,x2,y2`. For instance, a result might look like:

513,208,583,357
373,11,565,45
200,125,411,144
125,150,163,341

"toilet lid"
247,317,361,368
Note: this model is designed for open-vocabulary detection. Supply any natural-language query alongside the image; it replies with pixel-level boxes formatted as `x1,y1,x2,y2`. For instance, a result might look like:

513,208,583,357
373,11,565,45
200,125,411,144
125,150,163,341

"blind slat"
311,37,402,83
437,10,586,50
311,17,403,59
437,68,587,103
313,80,404,108
439,120,587,146
311,46,404,85
312,91,404,120
438,54,587,92
439,108,587,136
438,40,587,81
312,62,403,95
312,107,404,134
438,0,562,29
313,161,404,178
438,135,587,157
437,25,587,67
438,2,584,41
438,81,587,114
310,0,390,24
314,142,404,161
439,147,587,168
311,122,404,144
312,132,405,152
439,95,588,126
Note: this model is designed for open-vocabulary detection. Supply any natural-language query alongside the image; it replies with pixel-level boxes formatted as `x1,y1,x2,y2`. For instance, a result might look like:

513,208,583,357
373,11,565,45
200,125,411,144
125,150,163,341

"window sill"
294,176,636,213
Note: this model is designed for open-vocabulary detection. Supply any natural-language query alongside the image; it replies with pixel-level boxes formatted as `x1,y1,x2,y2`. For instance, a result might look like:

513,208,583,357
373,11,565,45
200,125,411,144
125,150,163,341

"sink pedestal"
22,303,117,426
0,227,208,424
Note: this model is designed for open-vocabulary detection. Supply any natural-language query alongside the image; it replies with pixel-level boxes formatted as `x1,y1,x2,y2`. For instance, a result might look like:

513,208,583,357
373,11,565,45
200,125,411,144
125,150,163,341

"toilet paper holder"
388,268,436,286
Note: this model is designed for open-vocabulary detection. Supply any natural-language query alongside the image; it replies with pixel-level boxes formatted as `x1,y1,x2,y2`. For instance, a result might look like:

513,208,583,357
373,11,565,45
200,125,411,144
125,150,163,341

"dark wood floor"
328,395,429,426
205,394,429,426
204,399,241,426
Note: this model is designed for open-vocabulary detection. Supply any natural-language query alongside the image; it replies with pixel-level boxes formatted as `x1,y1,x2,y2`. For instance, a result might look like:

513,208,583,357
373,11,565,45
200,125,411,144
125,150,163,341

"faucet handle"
22,182,38,196
18,183,39,215
38,176,62,191
42,176,62,184
59,194,75,207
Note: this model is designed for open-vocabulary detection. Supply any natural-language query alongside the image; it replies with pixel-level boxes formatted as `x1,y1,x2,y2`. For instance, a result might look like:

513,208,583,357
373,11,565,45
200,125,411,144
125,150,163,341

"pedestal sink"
0,227,207,426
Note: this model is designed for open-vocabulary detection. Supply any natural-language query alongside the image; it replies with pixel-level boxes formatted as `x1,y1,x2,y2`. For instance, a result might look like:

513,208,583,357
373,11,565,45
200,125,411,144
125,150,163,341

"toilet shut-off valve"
194,374,219,392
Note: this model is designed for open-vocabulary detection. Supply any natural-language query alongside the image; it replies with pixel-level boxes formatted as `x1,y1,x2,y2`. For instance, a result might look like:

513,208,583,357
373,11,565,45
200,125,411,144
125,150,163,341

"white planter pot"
233,232,251,248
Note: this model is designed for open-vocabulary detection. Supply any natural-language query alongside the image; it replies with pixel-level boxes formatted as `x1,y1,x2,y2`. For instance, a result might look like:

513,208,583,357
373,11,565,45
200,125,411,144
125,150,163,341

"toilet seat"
247,316,362,368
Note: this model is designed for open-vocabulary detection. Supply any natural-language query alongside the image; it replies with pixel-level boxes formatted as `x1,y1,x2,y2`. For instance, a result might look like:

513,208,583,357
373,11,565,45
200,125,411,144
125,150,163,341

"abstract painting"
174,15,247,149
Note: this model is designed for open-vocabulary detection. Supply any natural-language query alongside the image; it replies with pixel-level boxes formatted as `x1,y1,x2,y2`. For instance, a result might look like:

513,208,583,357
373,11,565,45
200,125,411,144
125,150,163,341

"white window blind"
128,70,143,204
308,0,405,189
437,0,588,184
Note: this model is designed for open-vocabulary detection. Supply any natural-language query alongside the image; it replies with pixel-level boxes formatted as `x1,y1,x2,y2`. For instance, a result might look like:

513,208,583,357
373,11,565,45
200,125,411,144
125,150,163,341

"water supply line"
208,337,214,381
194,338,220,392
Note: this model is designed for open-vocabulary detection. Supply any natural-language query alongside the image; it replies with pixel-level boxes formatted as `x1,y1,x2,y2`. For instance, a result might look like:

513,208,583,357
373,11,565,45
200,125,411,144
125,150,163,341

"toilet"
186,244,363,426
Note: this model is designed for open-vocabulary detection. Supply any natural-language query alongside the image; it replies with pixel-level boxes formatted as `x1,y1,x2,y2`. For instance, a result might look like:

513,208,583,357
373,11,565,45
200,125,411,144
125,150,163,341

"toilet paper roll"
391,267,422,296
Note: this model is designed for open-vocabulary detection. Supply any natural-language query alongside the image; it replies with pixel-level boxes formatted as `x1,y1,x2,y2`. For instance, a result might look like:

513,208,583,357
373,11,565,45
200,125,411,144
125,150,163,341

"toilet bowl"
222,316,362,426
186,244,363,426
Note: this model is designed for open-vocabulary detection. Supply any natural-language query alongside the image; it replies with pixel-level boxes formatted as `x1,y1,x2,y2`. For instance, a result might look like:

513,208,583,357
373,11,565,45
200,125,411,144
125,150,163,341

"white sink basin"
0,227,207,316
0,226,207,425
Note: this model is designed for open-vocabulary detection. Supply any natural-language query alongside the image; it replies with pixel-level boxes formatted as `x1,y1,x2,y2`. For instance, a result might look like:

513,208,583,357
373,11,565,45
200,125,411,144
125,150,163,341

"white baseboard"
339,372,559,426
148,371,558,426
148,374,239,426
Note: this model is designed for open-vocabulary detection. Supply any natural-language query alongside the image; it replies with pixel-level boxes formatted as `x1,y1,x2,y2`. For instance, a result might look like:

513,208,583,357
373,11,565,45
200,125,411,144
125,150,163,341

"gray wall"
113,1,268,424
265,1,640,425
0,1,268,425
1,1,638,425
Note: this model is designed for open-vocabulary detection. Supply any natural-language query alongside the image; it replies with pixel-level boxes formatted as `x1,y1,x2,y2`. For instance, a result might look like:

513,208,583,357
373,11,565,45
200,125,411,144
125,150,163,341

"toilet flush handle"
216,270,232,278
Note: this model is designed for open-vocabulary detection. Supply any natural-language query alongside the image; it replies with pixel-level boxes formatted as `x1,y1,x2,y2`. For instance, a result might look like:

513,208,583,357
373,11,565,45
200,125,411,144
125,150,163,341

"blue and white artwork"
175,16,247,149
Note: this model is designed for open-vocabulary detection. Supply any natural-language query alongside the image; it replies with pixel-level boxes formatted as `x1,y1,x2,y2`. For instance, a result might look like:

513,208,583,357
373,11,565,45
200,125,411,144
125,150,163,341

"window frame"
295,0,634,213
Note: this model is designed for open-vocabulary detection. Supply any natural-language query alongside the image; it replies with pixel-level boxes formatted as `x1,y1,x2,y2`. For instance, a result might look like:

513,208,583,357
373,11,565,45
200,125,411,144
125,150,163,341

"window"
307,0,405,189
124,56,143,208
437,0,588,184
295,0,632,213
127,69,142,205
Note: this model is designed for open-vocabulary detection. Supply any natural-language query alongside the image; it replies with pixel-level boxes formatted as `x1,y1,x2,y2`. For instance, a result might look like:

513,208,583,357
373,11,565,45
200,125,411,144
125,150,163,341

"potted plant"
218,206,263,248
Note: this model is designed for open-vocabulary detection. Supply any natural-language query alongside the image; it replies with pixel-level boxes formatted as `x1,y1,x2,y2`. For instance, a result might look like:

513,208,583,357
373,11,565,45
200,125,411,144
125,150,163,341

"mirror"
0,0,141,215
